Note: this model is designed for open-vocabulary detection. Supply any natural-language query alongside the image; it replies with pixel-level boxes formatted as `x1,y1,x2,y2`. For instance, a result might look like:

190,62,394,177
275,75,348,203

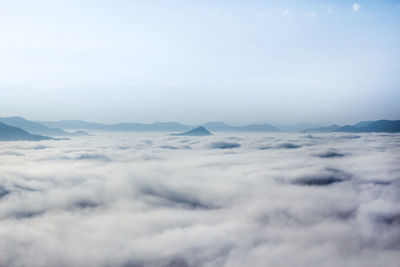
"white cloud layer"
0,132,400,266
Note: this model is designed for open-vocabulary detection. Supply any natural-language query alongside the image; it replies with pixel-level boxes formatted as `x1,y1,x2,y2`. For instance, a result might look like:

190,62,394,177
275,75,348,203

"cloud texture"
0,132,400,267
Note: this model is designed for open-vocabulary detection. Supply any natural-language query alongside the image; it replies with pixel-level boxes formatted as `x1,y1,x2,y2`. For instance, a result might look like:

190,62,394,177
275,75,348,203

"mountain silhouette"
353,121,374,128
71,130,92,136
301,124,340,133
202,121,280,132
303,120,400,133
110,122,191,131
39,120,108,130
171,126,213,136
39,120,279,132
272,122,323,132
39,120,191,132
336,120,400,133
0,117,89,136
0,122,51,141
35,118,400,133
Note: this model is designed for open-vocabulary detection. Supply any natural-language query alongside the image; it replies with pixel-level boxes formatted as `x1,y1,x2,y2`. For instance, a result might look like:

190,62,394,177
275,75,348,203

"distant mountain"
0,117,89,137
303,120,400,133
39,120,279,132
336,120,400,133
39,120,191,132
202,122,280,132
335,125,357,132
272,123,324,132
353,121,374,128
201,122,233,131
302,124,340,133
39,120,108,130
35,118,400,133
171,126,212,136
0,116,69,136
71,130,92,136
0,122,51,141
110,122,191,132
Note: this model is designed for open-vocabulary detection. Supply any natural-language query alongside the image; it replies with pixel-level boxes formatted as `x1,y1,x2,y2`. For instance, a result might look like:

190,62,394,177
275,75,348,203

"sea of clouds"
0,132,399,267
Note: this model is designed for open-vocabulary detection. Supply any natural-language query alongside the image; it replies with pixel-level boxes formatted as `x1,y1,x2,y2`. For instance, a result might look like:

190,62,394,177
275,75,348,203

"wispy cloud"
353,3,361,12
282,9,290,16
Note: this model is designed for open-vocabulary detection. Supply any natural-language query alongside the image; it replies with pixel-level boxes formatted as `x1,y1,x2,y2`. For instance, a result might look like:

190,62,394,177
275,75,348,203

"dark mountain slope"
171,126,212,136
0,116,78,136
346,120,400,133
301,124,340,133
0,122,51,141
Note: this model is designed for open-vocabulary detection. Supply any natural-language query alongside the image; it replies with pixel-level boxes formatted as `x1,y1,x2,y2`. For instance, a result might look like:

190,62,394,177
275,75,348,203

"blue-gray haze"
0,0,399,125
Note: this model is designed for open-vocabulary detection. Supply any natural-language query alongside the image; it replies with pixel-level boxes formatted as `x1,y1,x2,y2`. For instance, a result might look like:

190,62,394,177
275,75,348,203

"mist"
1,132,399,266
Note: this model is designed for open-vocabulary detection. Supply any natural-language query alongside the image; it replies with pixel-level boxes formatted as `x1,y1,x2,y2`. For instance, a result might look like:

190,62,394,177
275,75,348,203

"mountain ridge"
38,120,280,132
0,122,52,141
0,117,89,137
303,120,400,133
7,117,400,133
171,126,213,136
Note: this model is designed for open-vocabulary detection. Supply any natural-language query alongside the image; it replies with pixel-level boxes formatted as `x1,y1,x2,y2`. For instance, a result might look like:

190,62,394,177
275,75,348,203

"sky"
0,0,399,125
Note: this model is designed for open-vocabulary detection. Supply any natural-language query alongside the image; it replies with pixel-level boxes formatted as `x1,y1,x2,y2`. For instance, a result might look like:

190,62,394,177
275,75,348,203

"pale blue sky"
0,0,399,124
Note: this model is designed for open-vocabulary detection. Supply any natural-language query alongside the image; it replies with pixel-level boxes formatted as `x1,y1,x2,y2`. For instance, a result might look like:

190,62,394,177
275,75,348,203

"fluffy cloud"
353,3,361,12
0,132,399,266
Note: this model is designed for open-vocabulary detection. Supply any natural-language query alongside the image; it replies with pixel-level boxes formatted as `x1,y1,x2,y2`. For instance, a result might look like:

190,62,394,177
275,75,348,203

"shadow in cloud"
123,261,145,267
13,210,45,219
375,213,400,225
305,134,323,139
337,135,360,139
0,151,25,156
32,145,48,150
314,151,345,158
141,186,213,210
259,205,358,227
160,145,179,150
293,168,352,186
13,184,39,192
276,143,302,149
165,257,190,267
365,180,392,186
72,199,100,209
160,145,192,150
123,257,192,267
335,207,358,220
77,153,110,161
210,141,240,149
0,186,11,199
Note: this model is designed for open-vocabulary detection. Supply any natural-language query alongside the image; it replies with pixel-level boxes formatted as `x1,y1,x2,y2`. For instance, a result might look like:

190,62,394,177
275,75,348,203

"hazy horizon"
1,114,397,128
1,0,399,125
